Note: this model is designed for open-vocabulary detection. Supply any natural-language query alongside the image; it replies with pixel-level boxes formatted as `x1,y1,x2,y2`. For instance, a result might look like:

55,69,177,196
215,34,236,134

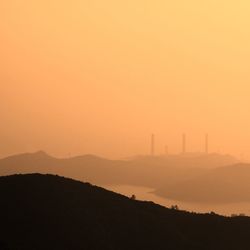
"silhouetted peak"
1,150,55,162
32,150,50,157
23,150,55,159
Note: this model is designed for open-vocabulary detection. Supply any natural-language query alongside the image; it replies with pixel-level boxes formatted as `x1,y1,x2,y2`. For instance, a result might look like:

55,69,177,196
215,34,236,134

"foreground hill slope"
1,174,250,250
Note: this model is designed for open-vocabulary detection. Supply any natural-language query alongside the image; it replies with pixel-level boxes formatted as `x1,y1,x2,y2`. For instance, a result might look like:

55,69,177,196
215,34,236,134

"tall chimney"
205,134,208,154
151,134,155,156
182,133,186,154
165,145,168,155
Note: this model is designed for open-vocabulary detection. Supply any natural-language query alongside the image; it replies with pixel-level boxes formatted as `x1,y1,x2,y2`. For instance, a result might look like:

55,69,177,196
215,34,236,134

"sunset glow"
1,1,250,159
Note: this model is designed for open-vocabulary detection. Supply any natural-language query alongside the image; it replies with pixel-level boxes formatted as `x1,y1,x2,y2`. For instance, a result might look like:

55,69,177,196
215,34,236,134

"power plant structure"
205,134,209,154
149,133,210,156
182,133,186,154
165,145,169,155
151,134,155,156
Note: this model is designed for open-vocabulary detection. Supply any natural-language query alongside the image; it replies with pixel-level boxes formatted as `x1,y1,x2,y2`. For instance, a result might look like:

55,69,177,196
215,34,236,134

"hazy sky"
1,0,250,159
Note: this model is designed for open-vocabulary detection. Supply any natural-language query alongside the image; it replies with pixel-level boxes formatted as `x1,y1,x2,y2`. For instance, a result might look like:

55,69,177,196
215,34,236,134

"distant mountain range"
2,151,250,202
0,151,237,189
155,163,250,203
1,174,250,250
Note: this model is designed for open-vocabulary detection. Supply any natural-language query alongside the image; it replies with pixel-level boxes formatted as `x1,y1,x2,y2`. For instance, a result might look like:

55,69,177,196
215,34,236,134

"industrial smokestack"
205,134,209,154
165,145,168,155
182,133,186,154
151,134,155,156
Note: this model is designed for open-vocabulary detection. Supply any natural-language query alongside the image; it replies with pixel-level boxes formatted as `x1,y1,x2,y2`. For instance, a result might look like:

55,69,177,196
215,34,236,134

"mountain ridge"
1,173,250,250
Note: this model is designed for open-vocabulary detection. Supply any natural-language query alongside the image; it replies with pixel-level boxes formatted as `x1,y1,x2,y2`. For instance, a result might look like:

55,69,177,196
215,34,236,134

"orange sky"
1,0,250,159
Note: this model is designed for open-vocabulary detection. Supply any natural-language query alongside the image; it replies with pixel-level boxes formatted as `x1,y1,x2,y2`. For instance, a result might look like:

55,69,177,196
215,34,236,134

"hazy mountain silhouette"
155,163,250,202
1,174,250,250
0,151,124,185
132,153,237,169
0,151,237,189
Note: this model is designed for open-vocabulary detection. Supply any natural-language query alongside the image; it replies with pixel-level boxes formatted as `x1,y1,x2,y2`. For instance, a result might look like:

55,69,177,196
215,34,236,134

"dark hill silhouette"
155,163,250,202
0,151,238,188
1,174,250,250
